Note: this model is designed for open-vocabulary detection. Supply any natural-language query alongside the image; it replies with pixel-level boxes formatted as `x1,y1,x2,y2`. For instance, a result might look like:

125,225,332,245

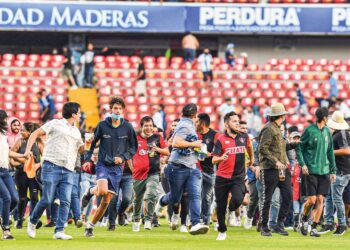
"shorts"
343,181,350,204
96,162,123,194
304,174,330,196
62,68,73,79
202,71,213,82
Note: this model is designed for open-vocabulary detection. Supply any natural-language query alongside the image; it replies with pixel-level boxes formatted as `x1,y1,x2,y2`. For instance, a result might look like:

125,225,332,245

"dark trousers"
247,180,259,219
215,176,245,233
261,168,292,229
15,169,40,221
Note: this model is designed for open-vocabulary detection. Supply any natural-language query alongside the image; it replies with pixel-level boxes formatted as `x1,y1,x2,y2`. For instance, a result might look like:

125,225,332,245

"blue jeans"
161,164,202,226
108,174,133,225
325,174,350,226
201,172,215,225
84,64,94,85
256,180,280,227
80,172,95,218
0,168,19,227
183,49,196,63
30,161,74,233
70,172,81,220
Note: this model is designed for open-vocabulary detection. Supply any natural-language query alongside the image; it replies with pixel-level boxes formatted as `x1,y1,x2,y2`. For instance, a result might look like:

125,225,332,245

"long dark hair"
0,110,8,134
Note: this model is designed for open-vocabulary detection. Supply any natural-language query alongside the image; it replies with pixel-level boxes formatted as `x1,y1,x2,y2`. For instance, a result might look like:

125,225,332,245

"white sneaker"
54,199,60,206
132,222,141,232
144,221,152,230
189,223,209,235
101,217,108,227
214,222,219,231
234,215,241,227
244,217,253,230
27,221,36,238
180,225,188,233
53,231,72,240
216,232,227,241
171,213,180,230
228,211,235,227
154,195,165,216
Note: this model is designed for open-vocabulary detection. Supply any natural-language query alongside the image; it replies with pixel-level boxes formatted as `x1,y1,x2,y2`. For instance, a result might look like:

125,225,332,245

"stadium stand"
0,54,68,121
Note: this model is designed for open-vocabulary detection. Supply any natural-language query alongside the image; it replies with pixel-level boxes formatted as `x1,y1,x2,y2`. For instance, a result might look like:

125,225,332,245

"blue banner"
0,2,350,34
186,6,350,34
0,2,184,32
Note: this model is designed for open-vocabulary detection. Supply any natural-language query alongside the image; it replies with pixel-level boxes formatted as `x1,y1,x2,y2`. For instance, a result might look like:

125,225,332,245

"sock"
302,214,308,222
86,222,95,229
311,222,318,229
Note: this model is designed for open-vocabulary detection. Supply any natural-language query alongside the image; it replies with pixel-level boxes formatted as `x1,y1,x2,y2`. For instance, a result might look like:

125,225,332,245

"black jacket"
85,118,138,166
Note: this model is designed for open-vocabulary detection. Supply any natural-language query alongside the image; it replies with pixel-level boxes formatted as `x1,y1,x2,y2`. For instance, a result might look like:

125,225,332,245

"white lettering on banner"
199,7,300,27
50,7,149,28
0,8,44,25
332,8,350,26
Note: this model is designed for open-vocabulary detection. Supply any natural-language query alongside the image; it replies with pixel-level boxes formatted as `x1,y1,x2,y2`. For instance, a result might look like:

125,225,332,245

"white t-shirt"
153,112,164,130
0,133,9,169
340,102,350,119
41,119,83,172
198,53,213,72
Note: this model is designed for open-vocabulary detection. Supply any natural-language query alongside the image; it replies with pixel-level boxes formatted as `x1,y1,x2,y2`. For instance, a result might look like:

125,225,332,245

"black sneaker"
44,220,56,227
107,224,116,231
82,189,93,208
261,227,272,237
319,224,334,234
332,225,347,236
85,228,94,237
118,213,126,226
310,228,321,237
271,224,289,236
298,220,308,236
16,220,23,229
36,220,43,229
2,228,14,240
256,221,262,232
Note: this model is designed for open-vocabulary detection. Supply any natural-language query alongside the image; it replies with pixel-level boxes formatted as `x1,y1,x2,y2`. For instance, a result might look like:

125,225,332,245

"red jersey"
213,132,251,179
132,133,166,180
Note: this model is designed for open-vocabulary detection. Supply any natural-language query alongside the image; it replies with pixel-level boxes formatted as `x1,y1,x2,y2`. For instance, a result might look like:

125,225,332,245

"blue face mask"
111,113,121,120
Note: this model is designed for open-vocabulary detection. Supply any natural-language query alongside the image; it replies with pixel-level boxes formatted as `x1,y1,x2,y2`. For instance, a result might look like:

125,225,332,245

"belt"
169,162,188,168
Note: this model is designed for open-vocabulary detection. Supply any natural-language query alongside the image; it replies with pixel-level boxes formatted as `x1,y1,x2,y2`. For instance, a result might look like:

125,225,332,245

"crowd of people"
0,95,350,242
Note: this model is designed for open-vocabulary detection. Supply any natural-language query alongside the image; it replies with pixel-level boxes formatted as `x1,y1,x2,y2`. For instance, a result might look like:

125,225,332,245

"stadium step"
68,88,100,129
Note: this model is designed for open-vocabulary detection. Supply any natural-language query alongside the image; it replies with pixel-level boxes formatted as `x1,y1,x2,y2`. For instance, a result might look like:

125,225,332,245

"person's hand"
82,162,91,172
302,165,309,175
191,140,202,148
91,155,97,163
114,157,123,165
221,152,229,161
23,151,33,159
152,146,160,153
255,166,261,180
330,174,337,183
276,161,286,170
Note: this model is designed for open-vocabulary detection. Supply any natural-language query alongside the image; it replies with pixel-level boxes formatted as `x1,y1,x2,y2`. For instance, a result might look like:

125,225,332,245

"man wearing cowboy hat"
297,107,336,237
258,103,292,237
322,111,350,236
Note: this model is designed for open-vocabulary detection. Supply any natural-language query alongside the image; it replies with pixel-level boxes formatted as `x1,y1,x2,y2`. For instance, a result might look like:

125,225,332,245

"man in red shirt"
212,111,254,241
132,116,169,232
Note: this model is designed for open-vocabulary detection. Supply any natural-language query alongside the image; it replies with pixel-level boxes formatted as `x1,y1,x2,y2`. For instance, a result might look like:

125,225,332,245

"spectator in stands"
182,32,199,67
225,43,235,67
152,105,164,130
83,43,95,88
76,49,86,88
240,52,249,69
37,89,57,124
328,71,338,108
263,102,271,123
62,47,78,89
294,83,310,117
159,104,167,137
218,98,235,132
135,57,147,97
198,48,213,83
6,117,21,149
336,98,350,121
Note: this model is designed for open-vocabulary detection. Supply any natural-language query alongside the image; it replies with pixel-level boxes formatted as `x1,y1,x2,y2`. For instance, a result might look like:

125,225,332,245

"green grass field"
1,220,350,250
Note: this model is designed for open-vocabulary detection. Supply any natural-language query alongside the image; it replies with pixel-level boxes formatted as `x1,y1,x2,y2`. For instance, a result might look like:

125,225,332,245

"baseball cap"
290,131,301,138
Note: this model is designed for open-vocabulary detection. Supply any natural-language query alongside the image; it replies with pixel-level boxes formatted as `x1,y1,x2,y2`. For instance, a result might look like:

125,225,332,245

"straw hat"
269,103,288,117
327,111,349,130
